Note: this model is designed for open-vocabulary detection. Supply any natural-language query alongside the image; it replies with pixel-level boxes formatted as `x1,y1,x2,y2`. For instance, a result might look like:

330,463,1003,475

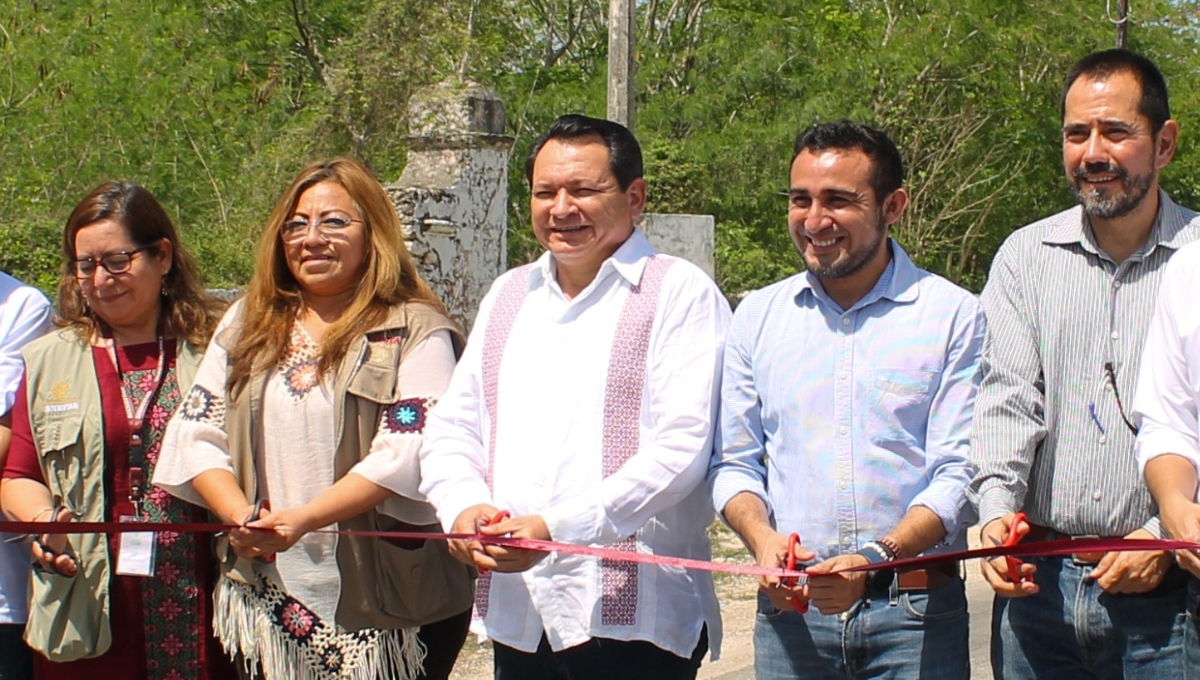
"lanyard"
98,323,166,517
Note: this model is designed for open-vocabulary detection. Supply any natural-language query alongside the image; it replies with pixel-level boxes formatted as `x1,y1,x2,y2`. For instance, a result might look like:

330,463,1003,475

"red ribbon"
5,520,1194,580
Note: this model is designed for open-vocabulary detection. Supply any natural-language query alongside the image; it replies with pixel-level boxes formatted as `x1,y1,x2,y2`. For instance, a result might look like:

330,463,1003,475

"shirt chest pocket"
347,342,401,405
866,368,939,447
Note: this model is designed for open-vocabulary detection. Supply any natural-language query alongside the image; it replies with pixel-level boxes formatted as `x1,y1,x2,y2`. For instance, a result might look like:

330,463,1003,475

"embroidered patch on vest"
382,398,433,434
179,385,226,428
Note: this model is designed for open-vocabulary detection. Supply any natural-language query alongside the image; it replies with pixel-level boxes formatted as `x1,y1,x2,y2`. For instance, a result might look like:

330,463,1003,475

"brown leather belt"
1024,522,1110,565
872,561,960,593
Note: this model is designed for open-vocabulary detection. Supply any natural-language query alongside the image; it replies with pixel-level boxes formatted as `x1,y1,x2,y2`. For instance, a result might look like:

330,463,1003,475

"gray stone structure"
388,79,513,330
641,213,715,279
390,81,717,329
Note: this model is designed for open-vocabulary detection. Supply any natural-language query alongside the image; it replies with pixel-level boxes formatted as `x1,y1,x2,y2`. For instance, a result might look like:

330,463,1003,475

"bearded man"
969,48,1200,679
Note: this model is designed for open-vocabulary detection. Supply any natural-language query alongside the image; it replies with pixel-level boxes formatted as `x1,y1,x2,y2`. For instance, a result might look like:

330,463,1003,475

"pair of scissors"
475,510,511,576
1004,511,1032,584
782,533,809,614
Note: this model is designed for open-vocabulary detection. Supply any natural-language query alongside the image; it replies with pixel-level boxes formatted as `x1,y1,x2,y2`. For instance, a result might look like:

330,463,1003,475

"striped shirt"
710,241,984,560
969,191,1200,536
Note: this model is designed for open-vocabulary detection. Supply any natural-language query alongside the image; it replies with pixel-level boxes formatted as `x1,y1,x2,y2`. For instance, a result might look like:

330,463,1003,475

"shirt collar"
790,238,920,311
529,226,654,294
1042,190,1188,255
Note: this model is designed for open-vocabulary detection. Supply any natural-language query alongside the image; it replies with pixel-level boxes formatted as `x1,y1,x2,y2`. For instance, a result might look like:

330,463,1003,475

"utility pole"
607,0,636,131
1116,0,1129,48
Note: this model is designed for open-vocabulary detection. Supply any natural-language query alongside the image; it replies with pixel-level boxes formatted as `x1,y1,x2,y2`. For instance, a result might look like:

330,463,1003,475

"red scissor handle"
476,510,511,576
1003,511,1032,584
783,533,809,614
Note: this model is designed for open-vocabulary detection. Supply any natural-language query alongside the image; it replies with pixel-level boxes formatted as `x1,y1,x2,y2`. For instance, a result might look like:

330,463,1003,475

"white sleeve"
152,303,241,508
419,287,498,532
1134,251,1200,474
0,284,52,414
349,330,456,500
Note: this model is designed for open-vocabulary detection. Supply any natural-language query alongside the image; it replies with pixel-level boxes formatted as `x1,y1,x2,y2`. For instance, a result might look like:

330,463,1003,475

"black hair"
792,119,905,200
525,114,644,190
1061,49,1170,135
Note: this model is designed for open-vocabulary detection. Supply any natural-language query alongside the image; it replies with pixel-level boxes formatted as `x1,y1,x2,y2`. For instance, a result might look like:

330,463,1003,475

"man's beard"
1069,162,1154,219
806,217,888,279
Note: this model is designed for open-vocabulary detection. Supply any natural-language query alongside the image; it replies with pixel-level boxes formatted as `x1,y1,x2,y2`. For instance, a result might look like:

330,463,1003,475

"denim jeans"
992,556,1192,680
753,575,969,679
1187,577,1200,675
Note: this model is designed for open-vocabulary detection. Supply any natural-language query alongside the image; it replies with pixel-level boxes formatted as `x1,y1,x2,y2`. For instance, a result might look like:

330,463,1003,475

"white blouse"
154,301,455,622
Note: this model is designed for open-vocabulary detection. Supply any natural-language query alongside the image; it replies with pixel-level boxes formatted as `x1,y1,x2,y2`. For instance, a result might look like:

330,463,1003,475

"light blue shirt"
709,241,984,560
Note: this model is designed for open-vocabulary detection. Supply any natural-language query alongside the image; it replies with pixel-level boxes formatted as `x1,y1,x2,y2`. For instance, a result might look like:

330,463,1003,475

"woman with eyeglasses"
0,182,232,678
153,157,474,680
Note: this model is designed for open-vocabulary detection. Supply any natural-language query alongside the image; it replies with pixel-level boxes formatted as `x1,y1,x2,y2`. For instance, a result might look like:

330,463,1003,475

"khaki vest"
20,329,203,661
217,302,475,631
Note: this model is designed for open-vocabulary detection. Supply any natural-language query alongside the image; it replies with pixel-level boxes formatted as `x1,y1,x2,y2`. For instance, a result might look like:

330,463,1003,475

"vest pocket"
372,524,454,625
24,536,110,661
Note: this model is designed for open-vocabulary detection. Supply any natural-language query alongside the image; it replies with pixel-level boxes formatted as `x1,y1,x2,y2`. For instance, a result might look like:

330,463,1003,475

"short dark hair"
792,119,905,200
525,114,644,190
1061,49,1170,135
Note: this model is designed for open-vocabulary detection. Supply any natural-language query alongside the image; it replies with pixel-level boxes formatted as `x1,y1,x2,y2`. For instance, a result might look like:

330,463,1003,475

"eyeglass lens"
73,250,139,278
281,216,355,242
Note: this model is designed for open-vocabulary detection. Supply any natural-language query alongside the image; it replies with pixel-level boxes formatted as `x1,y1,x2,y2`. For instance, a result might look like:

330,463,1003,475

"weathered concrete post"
388,79,513,330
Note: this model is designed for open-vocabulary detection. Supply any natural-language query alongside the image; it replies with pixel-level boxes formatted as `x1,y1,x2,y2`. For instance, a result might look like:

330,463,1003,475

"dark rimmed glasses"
71,245,155,279
280,216,361,244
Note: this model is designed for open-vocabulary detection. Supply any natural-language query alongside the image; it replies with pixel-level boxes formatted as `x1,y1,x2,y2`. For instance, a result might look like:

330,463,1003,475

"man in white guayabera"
419,114,730,680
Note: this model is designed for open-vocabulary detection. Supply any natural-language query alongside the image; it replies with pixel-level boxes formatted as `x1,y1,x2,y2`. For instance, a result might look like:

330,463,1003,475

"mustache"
1073,162,1128,181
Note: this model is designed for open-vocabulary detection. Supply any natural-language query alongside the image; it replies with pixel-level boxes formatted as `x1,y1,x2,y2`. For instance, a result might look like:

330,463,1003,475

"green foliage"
2,0,1200,299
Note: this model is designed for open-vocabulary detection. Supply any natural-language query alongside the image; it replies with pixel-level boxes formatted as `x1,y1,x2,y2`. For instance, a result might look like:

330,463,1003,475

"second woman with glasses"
154,157,474,680
0,182,232,679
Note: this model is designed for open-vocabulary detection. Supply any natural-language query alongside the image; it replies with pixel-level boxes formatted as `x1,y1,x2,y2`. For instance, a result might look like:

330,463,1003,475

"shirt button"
838,371,848,380
1099,434,1107,445
839,426,849,435
1092,491,1102,501
841,317,851,326
838,481,848,490
1110,332,1119,340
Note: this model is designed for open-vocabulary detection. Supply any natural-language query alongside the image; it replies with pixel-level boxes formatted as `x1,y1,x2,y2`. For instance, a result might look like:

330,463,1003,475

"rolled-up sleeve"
909,296,985,535
1134,250,1200,473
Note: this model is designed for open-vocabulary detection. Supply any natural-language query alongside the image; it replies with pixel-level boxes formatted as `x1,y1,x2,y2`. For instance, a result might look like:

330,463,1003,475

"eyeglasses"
280,216,361,244
71,245,155,279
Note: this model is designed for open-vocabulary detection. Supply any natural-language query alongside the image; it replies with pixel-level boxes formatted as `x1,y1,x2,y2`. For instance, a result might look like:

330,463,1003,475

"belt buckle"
1071,535,1102,566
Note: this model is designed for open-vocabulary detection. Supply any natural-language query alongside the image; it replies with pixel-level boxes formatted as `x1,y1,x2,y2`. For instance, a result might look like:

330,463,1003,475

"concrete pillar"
388,79,514,330
640,213,715,279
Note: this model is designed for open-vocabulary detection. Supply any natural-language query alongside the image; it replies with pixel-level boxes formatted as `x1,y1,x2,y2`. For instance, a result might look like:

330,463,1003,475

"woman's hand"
227,502,280,561
243,506,320,557
32,507,78,577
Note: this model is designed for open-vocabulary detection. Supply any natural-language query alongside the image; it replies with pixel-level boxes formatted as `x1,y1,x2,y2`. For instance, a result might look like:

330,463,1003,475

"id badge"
116,515,156,577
